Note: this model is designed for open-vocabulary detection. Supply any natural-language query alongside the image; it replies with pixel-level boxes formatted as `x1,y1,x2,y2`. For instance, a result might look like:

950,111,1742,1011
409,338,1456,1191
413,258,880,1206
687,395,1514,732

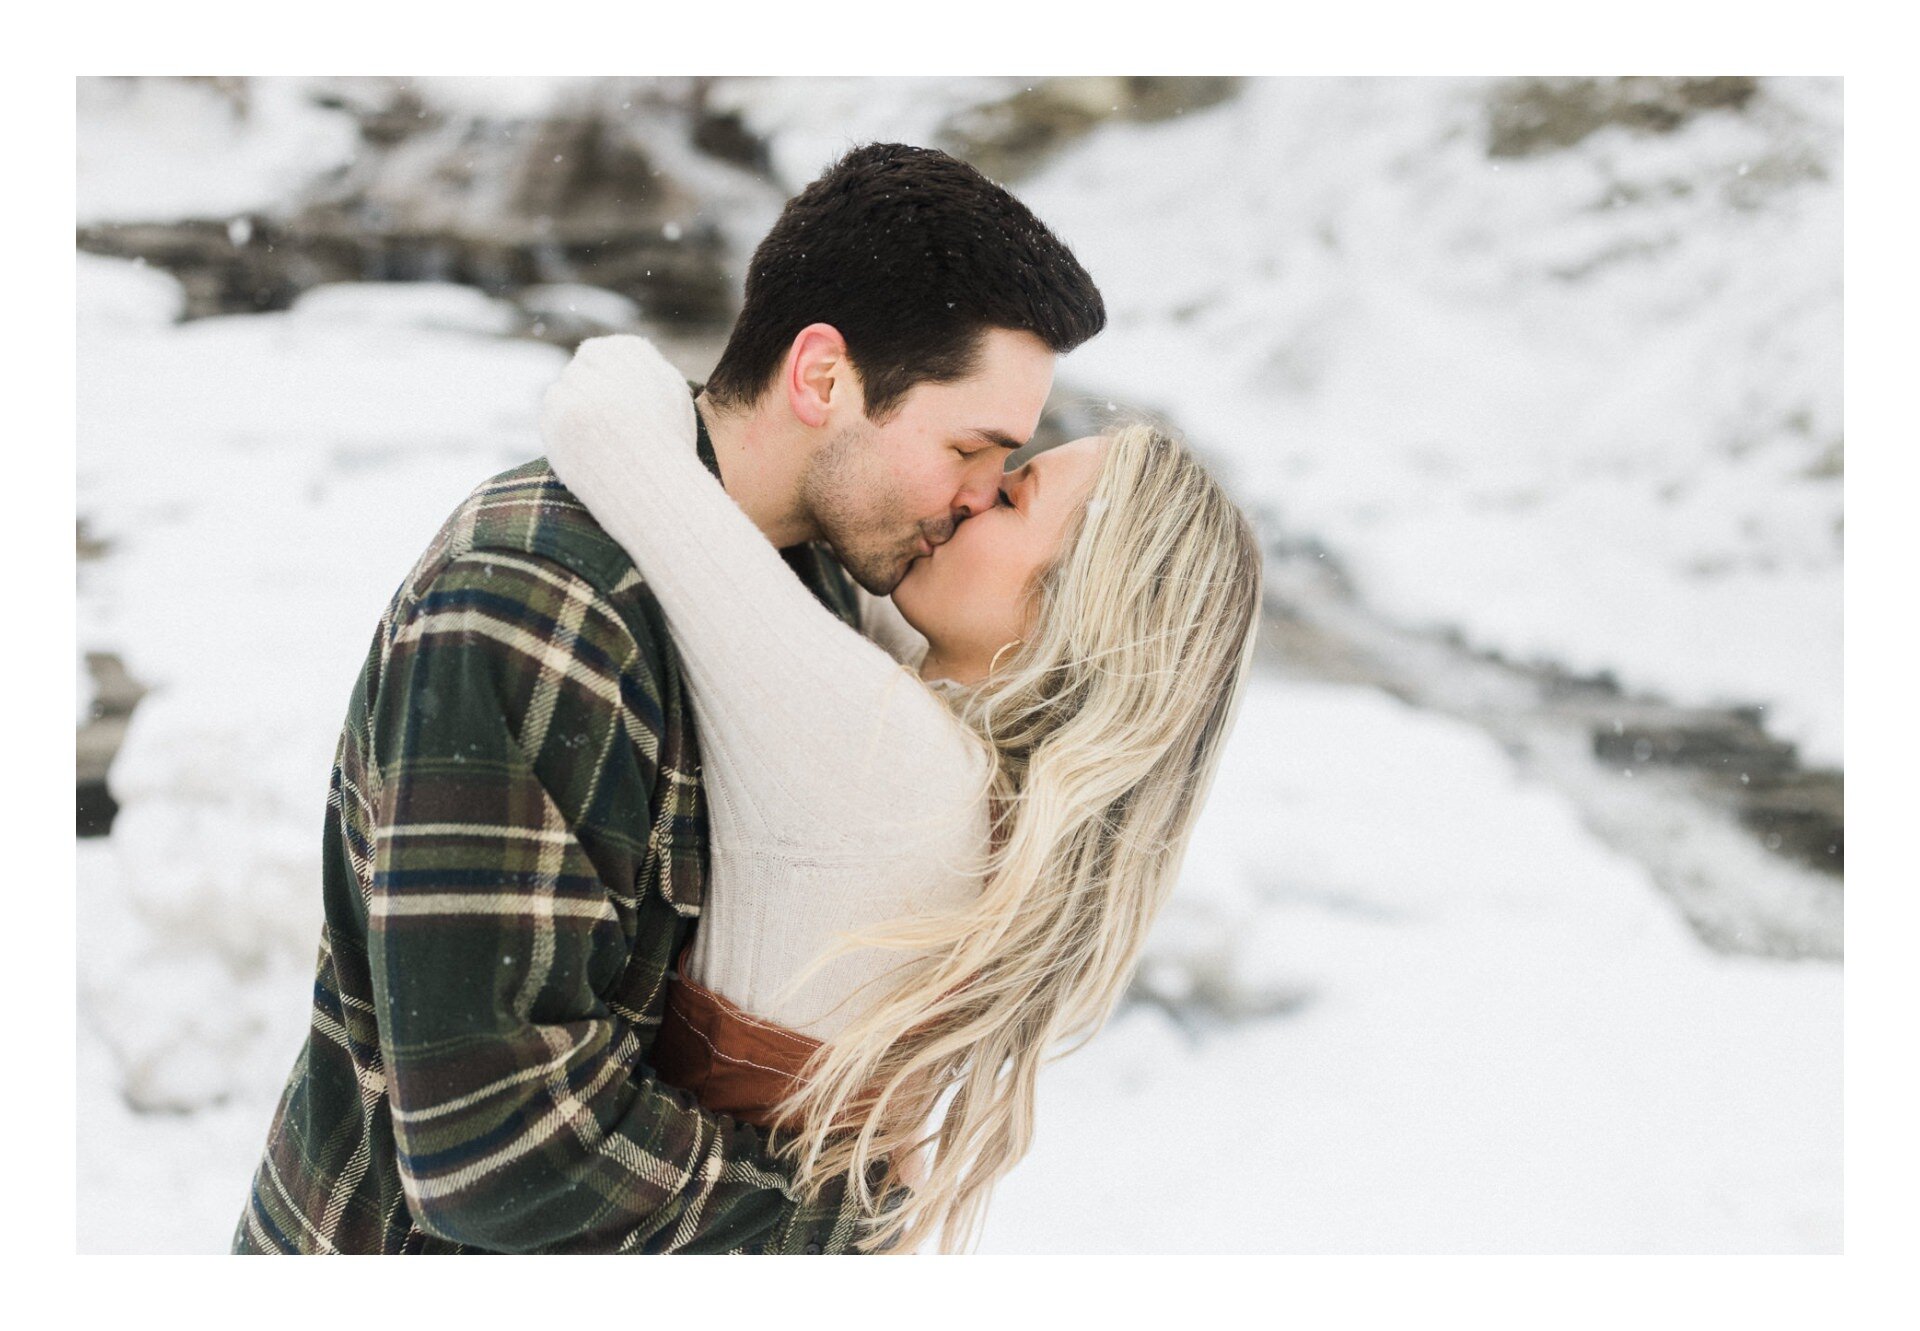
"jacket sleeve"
363,548,875,1253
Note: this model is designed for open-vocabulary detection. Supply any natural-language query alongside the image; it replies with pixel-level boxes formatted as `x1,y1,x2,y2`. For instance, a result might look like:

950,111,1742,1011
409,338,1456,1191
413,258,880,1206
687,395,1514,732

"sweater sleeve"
539,336,980,849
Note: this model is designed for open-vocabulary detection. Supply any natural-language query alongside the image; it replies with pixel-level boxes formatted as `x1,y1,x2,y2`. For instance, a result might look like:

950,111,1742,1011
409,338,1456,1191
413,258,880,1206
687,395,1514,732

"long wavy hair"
763,420,1264,1253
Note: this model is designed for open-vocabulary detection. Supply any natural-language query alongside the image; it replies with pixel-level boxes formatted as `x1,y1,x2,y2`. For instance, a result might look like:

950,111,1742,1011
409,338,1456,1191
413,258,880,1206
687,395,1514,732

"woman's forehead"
1012,432,1109,472
1027,433,1109,476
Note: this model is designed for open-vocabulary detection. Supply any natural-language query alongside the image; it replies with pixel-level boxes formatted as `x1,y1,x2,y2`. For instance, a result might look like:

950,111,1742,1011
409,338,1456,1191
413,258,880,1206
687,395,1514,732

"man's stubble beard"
799,419,924,596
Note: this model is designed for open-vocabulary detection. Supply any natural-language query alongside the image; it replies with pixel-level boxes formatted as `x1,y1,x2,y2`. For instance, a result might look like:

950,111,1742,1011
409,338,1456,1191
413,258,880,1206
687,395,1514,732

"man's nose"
954,467,1008,523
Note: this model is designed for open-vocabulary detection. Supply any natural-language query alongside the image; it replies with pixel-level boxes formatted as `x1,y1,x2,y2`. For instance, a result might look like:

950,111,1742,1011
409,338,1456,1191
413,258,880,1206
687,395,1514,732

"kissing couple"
237,142,1262,1255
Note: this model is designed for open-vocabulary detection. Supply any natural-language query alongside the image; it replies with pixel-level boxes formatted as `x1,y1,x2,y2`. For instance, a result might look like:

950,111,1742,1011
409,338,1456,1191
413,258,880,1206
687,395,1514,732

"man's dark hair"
704,143,1106,422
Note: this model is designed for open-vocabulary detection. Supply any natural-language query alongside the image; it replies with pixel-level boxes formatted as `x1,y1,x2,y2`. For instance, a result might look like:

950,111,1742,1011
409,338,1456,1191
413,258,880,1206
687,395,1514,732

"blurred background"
75,75,1841,1253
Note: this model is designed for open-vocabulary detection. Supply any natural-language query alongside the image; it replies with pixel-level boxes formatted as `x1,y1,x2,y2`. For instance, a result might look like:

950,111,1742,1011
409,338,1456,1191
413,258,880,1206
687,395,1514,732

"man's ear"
783,323,861,429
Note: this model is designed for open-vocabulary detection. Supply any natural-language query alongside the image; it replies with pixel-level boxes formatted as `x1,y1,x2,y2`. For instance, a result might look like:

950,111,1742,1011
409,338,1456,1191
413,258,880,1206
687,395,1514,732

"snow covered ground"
978,676,1838,1253
74,77,1840,1254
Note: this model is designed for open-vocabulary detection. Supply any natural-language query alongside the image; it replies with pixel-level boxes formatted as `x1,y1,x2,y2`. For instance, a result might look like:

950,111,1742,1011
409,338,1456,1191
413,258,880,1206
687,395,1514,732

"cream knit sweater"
540,336,989,1041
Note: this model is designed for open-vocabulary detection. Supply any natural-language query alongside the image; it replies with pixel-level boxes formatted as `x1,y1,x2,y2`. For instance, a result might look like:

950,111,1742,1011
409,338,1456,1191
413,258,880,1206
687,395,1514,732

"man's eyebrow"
965,428,1026,451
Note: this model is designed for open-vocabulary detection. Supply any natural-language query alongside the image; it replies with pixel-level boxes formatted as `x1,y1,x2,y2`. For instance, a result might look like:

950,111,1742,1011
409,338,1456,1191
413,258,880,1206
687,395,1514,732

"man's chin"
843,554,910,598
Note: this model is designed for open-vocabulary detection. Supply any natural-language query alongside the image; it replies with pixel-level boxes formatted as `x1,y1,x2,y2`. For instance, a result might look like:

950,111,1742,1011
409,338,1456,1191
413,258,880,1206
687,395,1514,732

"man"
234,142,1105,1254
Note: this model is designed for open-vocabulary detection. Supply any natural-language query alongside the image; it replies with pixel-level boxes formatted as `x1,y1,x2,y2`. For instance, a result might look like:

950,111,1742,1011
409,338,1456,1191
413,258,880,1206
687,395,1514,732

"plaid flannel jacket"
234,413,884,1254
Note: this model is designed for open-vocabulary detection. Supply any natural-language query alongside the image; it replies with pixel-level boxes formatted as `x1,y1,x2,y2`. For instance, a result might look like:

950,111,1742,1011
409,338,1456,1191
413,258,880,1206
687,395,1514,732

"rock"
1486,76,1760,159
78,652,147,838
1591,712,1799,778
688,78,773,174
76,218,303,319
1588,709,1841,876
1733,769,1845,873
942,76,1243,182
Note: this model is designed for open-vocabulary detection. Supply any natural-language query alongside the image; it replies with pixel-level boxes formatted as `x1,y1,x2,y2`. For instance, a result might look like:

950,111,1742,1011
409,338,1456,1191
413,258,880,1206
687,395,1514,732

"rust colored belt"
650,944,824,1130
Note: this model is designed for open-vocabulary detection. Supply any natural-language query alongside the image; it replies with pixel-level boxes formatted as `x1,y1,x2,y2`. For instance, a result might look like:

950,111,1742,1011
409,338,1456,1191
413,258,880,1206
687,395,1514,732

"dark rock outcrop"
942,76,1243,182
1486,76,1760,158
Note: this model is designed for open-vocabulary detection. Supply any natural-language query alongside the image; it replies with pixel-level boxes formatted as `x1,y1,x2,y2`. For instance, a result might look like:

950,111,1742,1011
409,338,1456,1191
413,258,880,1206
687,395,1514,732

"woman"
541,335,1262,1253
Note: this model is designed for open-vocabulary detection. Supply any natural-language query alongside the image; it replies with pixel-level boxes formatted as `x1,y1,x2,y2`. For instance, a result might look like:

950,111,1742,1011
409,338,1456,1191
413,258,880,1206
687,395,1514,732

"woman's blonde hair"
765,420,1264,1253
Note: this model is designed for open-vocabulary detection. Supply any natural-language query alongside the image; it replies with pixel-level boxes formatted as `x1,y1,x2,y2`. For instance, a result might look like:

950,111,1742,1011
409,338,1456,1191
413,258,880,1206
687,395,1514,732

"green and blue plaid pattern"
234,421,879,1254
